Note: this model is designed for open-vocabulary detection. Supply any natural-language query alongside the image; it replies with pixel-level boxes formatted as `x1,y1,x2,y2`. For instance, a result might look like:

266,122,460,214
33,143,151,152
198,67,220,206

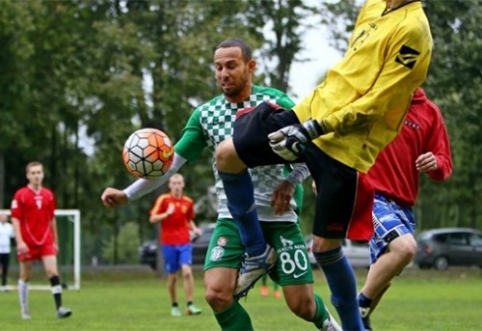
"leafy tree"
102,222,140,264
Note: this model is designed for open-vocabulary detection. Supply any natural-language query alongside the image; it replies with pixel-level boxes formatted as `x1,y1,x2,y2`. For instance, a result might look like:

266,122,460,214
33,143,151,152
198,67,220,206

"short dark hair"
26,161,43,173
214,38,252,62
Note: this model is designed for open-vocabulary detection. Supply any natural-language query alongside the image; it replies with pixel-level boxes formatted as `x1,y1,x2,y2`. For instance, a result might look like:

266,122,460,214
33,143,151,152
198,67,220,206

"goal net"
0,209,81,291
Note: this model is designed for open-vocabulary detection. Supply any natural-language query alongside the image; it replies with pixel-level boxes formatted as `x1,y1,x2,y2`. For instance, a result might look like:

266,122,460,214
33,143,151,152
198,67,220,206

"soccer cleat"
362,315,373,331
21,309,31,320
57,307,72,319
359,306,372,331
320,309,342,331
260,286,269,297
171,306,181,317
234,245,276,299
186,304,202,315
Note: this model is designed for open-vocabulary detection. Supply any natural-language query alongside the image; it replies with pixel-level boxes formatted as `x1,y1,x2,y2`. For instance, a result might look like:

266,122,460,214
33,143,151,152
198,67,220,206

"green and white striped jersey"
175,85,299,222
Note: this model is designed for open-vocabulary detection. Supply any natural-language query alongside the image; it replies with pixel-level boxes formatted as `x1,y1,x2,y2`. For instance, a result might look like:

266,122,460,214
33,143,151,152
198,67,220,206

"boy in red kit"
149,173,202,317
10,161,71,320
357,88,453,330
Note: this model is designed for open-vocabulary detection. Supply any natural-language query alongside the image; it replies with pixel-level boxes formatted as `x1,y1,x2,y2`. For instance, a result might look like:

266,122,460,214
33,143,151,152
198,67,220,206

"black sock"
172,302,178,307
187,301,193,306
49,275,62,309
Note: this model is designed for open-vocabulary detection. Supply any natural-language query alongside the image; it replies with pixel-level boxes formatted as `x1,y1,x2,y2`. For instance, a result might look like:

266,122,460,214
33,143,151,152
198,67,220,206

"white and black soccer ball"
123,128,174,179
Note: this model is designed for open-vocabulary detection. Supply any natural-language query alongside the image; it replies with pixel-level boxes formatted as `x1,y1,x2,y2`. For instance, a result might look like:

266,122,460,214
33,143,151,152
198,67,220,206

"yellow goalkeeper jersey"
294,0,432,173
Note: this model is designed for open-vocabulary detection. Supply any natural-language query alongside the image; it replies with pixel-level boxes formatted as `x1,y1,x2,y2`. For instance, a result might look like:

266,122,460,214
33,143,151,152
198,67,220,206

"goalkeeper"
214,1,432,330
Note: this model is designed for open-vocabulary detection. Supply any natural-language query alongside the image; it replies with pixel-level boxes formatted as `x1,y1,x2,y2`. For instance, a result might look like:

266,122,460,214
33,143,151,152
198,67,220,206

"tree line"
0,0,480,264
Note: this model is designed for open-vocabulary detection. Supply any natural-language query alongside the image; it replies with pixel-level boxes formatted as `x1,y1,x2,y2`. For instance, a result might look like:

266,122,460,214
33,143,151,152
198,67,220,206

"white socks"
18,280,29,311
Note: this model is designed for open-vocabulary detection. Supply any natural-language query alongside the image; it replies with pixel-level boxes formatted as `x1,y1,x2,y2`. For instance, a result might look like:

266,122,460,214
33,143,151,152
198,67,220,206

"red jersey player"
149,173,202,317
11,161,72,320
357,88,453,330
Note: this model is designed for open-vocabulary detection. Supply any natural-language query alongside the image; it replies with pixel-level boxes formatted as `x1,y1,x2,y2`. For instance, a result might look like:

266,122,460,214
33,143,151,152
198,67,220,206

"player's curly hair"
214,38,252,63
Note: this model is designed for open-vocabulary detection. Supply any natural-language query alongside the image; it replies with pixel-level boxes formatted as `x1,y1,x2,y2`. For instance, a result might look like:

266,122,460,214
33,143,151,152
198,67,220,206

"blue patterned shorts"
369,193,415,264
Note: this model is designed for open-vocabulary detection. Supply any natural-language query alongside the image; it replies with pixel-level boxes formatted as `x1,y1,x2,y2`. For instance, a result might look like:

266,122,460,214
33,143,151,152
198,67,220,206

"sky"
287,22,343,103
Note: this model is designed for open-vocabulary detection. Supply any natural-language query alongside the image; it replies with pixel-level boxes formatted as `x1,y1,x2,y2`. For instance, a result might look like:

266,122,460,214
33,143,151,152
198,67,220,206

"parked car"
414,227,482,270
304,235,370,268
139,223,216,270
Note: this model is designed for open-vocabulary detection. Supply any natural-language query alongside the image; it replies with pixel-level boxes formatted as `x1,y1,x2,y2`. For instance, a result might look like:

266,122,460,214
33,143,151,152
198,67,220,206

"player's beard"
222,72,248,98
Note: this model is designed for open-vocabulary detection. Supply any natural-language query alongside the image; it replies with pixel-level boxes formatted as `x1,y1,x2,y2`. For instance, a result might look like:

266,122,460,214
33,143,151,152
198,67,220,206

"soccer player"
101,38,340,331
0,213,14,292
214,1,432,330
10,161,71,319
149,173,203,316
358,88,453,330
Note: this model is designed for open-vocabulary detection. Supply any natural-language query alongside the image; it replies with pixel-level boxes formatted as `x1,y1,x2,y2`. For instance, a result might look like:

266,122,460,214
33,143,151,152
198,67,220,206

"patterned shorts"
369,193,415,264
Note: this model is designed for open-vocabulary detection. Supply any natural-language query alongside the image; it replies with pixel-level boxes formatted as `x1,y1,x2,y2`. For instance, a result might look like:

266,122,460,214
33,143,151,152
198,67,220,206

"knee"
215,140,233,171
287,296,316,321
45,269,58,279
181,266,193,279
204,283,233,312
216,139,245,173
391,235,417,264
312,236,340,252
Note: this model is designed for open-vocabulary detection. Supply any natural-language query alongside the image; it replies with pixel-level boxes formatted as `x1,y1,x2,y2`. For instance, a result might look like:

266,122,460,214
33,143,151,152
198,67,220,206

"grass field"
0,266,481,330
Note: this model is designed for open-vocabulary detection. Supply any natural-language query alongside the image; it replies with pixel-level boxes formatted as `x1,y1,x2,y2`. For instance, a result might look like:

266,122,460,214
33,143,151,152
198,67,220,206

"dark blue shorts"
233,102,374,240
160,244,192,274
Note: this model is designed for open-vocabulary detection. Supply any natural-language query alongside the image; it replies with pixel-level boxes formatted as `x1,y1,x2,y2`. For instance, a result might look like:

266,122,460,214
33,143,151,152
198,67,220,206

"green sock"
312,294,330,329
214,301,254,331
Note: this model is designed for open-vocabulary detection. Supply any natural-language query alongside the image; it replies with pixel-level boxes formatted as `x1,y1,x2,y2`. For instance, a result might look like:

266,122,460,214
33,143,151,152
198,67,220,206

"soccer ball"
123,128,174,179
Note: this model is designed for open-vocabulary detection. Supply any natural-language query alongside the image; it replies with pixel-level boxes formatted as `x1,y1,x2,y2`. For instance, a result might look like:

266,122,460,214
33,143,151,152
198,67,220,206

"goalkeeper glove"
268,120,324,161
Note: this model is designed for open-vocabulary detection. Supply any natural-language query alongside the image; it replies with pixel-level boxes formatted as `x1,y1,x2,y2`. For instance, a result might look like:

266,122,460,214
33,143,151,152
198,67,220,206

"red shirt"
10,186,56,246
149,194,194,245
367,88,453,206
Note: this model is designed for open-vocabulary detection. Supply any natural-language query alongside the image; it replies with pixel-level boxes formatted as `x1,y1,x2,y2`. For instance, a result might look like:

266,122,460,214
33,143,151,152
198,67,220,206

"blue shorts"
160,244,192,274
369,194,415,264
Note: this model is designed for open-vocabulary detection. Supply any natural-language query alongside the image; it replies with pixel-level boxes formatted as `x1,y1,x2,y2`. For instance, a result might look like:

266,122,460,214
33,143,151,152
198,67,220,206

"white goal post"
0,209,81,291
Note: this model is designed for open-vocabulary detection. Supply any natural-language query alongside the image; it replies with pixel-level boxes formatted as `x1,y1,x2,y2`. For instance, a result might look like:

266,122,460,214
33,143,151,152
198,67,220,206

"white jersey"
0,222,14,254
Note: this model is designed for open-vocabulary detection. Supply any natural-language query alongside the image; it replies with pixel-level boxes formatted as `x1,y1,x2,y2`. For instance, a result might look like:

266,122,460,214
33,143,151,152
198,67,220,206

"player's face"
214,47,255,101
0,214,6,223
26,165,44,186
168,177,185,195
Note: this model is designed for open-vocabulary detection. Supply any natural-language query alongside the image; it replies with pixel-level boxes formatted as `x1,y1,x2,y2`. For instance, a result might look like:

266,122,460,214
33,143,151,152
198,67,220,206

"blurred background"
0,0,481,270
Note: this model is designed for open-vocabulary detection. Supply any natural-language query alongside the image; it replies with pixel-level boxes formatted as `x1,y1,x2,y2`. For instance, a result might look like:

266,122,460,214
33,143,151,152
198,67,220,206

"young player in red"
358,88,453,330
10,161,71,320
149,173,202,317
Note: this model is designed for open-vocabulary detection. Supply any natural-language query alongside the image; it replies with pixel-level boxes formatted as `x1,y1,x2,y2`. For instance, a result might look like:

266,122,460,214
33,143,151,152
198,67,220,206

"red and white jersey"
10,186,56,246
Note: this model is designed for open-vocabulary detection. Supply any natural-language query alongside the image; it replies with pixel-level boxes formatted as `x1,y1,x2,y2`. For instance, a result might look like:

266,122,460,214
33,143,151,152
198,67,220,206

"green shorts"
204,218,313,286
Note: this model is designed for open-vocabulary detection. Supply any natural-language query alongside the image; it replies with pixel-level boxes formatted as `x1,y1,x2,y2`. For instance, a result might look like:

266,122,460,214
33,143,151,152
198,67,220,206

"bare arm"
189,220,202,237
51,217,59,250
149,203,175,224
11,217,28,254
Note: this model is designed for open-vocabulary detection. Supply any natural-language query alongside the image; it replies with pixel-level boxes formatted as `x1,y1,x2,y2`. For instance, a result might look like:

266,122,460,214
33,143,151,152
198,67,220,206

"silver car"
305,235,370,269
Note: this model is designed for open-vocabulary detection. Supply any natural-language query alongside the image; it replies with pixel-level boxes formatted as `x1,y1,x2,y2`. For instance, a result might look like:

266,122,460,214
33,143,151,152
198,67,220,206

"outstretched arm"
101,153,186,207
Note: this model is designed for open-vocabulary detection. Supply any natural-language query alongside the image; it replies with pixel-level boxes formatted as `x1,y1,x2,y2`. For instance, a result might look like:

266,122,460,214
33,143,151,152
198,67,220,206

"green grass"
0,267,481,330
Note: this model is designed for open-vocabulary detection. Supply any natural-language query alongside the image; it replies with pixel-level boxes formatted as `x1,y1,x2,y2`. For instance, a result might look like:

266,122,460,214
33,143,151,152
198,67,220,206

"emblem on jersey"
210,246,224,261
11,200,18,209
280,235,294,248
395,45,420,69
217,236,228,246
35,196,43,209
